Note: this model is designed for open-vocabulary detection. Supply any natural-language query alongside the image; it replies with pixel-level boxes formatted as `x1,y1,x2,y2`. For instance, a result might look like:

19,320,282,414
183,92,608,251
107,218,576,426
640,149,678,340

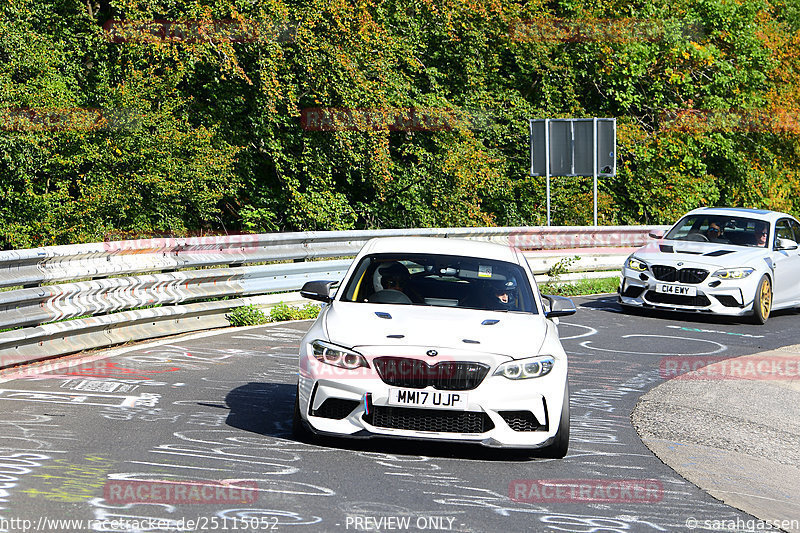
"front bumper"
296,354,567,449
617,266,760,316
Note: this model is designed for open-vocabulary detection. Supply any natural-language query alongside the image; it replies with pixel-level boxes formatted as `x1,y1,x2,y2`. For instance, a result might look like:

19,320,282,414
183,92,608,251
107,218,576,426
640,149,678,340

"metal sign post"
545,119,551,226
530,118,616,226
593,117,598,227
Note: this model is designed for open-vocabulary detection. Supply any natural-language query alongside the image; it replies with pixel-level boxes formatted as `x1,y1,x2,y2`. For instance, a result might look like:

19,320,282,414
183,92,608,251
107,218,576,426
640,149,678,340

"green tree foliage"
1,0,799,248
0,0,241,247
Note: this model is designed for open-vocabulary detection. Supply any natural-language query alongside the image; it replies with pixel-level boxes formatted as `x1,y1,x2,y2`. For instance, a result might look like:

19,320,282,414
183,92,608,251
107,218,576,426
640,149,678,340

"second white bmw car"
294,236,576,457
619,207,800,324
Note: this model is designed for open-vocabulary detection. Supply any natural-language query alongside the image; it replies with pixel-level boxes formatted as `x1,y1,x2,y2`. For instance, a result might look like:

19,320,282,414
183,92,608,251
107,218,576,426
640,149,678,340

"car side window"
775,219,794,246
790,220,800,244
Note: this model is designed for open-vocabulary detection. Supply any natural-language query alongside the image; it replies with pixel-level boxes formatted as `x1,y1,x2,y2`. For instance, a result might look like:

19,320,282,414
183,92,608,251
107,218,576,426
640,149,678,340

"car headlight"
712,268,754,280
311,340,369,370
626,256,648,272
493,356,555,380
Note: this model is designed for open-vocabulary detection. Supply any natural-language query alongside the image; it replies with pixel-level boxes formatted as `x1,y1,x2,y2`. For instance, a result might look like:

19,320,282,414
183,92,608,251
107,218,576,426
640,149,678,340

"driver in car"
706,221,724,241
379,262,410,290
753,222,769,247
376,262,422,303
488,279,517,311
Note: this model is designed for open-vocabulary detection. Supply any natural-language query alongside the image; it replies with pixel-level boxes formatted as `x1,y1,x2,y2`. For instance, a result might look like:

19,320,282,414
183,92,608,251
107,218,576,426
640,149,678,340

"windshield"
339,253,538,314
665,214,770,247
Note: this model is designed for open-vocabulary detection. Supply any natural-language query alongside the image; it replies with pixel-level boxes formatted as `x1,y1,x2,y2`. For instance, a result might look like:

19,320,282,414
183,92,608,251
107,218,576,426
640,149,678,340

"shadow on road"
224,381,294,435
223,382,554,462
577,294,798,326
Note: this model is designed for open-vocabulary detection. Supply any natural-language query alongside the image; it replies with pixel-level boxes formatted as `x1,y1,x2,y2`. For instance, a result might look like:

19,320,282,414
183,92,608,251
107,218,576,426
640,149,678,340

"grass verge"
539,276,619,296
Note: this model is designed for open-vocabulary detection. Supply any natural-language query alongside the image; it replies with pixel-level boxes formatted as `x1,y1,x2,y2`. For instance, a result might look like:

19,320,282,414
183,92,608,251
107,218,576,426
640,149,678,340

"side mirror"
300,280,337,303
542,295,577,319
648,229,665,239
776,238,799,251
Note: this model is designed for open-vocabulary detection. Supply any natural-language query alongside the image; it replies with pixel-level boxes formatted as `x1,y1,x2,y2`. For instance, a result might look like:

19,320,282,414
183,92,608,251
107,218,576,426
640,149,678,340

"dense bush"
268,302,321,322
2,0,799,248
227,304,269,326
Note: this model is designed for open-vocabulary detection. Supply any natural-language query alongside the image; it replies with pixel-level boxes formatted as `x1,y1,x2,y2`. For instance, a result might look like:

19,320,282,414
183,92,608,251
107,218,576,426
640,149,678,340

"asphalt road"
1,295,798,533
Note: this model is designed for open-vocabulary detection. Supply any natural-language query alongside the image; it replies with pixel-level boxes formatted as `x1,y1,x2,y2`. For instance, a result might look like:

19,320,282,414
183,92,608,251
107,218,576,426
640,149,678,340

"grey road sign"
530,118,617,226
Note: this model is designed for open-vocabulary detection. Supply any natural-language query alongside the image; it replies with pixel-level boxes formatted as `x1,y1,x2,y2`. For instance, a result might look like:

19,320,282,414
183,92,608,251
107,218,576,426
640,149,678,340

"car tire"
751,275,772,325
292,386,315,443
537,384,570,459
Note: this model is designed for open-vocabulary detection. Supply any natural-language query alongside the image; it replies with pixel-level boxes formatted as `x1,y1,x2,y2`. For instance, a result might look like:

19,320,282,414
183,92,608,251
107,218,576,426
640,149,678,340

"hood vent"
704,249,734,257
375,312,392,319
481,319,500,325
659,245,674,253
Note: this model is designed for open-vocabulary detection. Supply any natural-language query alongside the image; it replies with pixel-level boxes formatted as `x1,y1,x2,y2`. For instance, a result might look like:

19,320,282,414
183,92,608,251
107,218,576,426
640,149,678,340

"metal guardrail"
0,225,658,288
0,260,353,330
0,225,666,369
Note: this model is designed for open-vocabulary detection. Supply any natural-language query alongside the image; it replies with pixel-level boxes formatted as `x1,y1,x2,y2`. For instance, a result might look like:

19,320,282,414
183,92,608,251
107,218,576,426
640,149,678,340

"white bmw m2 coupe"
294,237,576,457
619,207,800,324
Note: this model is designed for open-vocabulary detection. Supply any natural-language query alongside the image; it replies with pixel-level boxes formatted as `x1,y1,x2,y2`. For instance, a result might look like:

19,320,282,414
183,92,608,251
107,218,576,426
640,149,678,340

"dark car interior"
667,215,770,247
340,253,538,313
